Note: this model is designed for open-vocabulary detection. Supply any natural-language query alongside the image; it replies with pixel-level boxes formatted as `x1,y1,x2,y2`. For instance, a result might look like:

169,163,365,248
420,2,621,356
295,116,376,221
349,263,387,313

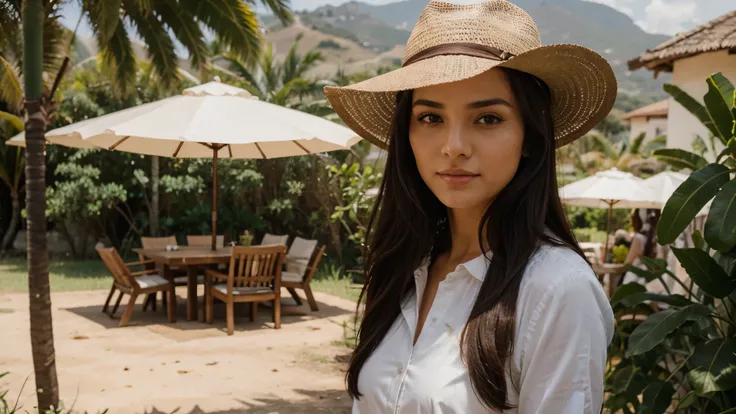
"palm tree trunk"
150,156,160,236
24,0,59,410
0,190,21,254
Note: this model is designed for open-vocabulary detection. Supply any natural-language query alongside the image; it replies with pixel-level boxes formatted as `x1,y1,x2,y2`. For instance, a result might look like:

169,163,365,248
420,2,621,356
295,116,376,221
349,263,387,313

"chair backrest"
228,245,287,291
187,235,225,248
97,246,135,289
286,237,318,275
260,233,289,246
141,236,177,249
302,245,326,284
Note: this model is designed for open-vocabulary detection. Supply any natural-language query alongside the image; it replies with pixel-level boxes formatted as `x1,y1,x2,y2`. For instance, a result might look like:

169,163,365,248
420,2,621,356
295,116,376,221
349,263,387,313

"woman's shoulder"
519,243,604,302
517,243,614,341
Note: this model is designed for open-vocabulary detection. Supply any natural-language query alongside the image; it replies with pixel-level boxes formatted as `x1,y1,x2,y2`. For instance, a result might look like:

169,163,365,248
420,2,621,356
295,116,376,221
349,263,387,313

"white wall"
668,50,736,154
629,116,667,145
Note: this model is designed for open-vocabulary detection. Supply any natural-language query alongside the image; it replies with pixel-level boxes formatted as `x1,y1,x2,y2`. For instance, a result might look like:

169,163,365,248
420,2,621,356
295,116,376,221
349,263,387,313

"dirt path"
0,288,356,413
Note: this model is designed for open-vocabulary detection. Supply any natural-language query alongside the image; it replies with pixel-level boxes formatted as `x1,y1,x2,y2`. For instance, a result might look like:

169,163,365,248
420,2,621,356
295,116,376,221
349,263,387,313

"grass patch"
0,308,13,314
0,258,363,303
0,258,110,293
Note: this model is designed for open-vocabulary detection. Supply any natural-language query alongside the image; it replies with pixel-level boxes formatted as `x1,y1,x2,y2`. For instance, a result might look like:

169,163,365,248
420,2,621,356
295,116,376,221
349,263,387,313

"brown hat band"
402,43,515,67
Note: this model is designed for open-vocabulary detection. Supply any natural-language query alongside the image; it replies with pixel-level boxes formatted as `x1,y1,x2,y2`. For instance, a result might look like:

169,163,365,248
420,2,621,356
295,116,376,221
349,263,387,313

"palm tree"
4,0,294,409
223,34,328,112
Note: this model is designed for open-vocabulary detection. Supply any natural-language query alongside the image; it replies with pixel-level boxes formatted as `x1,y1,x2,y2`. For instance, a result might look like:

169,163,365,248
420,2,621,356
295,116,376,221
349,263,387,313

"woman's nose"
442,126,471,158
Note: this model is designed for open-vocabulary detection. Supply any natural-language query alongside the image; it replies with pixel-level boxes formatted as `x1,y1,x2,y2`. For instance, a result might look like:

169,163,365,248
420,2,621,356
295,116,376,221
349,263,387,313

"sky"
59,0,734,39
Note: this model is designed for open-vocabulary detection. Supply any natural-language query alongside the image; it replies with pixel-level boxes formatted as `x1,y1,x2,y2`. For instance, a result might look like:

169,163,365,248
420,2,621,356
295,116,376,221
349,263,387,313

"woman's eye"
418,113,443,124
477,114,503,125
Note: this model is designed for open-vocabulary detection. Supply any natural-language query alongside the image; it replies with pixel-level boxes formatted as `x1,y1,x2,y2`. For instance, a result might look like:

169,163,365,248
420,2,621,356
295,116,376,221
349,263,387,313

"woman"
622,208,666,288
324,1,616,412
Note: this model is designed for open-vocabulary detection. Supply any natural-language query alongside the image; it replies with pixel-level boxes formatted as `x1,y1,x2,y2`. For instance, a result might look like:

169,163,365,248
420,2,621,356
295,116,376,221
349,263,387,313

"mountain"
268,0,671,97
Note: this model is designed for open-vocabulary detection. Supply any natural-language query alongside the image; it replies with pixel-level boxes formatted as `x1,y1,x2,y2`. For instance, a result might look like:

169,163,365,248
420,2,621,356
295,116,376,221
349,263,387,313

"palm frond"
0,55,22,112
281,36,301,84
123,0,180,91
244,0,291,25
0,111,23,131
270,77,309,105
259,43,280,97
223,54,265,99
98,18,137,98
82,0,123,44
42,13,69,85
153,0,210,76
180,0,261,65
294,50,322,79
629,132,645,155
641,134,667,156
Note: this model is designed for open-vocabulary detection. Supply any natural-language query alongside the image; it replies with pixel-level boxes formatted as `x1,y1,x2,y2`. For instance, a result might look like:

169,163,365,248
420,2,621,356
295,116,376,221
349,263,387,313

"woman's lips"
437,169,480,185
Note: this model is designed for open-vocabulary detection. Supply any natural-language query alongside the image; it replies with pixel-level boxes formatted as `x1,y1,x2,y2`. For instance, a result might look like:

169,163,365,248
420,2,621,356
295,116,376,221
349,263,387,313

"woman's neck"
446,205,487,263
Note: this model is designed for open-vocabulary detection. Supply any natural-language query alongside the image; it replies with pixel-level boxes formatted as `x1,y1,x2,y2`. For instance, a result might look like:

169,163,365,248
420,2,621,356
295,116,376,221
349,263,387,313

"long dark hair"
346,68,587,411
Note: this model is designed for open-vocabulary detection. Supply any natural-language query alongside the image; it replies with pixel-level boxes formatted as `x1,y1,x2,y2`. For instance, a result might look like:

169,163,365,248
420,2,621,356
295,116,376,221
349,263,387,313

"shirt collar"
414,252,493,283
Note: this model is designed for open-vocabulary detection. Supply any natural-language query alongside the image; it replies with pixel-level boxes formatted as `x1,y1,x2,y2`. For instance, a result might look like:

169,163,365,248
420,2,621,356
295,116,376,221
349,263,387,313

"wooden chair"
282,241,326,312
138,236,186,311
205,245,286,335
187,235,225,249
97,246,176,327
260,233,288,246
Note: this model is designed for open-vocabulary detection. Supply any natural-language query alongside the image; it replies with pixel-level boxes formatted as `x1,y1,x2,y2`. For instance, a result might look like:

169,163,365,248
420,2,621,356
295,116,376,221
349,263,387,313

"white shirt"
353,244,614,413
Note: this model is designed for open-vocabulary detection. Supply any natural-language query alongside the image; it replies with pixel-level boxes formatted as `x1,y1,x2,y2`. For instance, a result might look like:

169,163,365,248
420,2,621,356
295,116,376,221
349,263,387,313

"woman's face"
409,69,525,213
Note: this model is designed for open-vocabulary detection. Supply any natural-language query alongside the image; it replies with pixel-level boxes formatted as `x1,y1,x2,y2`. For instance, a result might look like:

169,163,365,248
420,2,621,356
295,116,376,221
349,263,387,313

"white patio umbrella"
559,168,660,259
13,78,361,250
642,171,710,217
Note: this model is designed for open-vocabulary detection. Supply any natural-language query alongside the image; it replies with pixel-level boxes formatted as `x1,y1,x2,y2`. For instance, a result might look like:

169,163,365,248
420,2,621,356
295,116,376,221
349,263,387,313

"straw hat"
324,0,617,150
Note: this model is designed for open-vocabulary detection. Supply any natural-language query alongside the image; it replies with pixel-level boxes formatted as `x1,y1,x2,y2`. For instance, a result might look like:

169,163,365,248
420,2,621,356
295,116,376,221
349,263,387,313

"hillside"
270,0,671,96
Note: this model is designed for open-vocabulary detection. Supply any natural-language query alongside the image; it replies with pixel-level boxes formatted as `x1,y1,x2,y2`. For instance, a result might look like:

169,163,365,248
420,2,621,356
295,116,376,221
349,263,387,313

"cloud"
586,0,635,17
635,0,698,35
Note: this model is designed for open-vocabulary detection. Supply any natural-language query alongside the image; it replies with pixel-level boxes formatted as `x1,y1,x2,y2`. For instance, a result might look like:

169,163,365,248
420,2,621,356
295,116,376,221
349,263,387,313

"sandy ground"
0,287,356,413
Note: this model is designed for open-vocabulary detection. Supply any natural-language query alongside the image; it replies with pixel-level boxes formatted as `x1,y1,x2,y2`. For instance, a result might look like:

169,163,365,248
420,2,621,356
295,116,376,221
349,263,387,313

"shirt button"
397,366,403,376
430,317,437,326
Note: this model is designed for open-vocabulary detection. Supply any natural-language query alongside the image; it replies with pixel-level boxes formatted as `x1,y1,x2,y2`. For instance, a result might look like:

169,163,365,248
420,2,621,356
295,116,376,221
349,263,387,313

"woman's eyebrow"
467,98,512,109
412,98,512,109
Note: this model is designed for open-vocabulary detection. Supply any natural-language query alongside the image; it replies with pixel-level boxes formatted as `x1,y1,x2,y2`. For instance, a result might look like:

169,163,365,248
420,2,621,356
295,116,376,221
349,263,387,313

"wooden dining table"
134,246,232,321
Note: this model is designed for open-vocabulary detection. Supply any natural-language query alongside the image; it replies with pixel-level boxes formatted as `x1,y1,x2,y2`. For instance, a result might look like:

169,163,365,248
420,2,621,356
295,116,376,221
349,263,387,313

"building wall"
629,116,667,144
669,50,736,154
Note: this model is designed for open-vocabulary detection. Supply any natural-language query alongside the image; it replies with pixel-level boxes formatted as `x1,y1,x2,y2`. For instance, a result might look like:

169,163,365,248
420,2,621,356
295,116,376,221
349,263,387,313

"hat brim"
324,44,617,149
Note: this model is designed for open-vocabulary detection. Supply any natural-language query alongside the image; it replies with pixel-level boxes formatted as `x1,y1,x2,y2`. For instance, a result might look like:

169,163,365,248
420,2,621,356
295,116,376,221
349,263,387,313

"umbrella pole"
212,148,218,251
604,202,613,263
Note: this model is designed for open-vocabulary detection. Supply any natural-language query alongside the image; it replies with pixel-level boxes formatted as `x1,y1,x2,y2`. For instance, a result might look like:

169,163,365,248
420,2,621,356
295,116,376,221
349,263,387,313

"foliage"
0,371,108,413
605,72,736,413
572,227,609,244
45,153,127,258
567,205,631,234
327,162,381,252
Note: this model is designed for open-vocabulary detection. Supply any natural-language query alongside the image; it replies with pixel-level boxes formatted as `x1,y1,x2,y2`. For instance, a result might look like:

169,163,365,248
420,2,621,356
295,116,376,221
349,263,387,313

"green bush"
573,227,608,244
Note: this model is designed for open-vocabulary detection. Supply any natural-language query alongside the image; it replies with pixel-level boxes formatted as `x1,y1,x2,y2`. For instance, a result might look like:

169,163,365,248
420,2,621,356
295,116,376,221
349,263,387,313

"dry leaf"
177,370,190,374
124,385,132,388
72,335,89,340
271,369,278,373
310,327,321,331
205,362,218,366
123,367,129,371
161,362,166,366
174,360,180,364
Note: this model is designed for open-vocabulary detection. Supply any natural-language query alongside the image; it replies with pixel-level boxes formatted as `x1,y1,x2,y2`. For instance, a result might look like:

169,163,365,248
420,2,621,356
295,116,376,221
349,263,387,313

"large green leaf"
705,73,736,144
672,247,736,298
627,304,710,356
658,164,730,244
704,178,736,251
619,293,693,308
639,381,676,414
653,148,708,171
665,83,720,139
675,391,697,411
687,338,736,395
610,282,647,307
